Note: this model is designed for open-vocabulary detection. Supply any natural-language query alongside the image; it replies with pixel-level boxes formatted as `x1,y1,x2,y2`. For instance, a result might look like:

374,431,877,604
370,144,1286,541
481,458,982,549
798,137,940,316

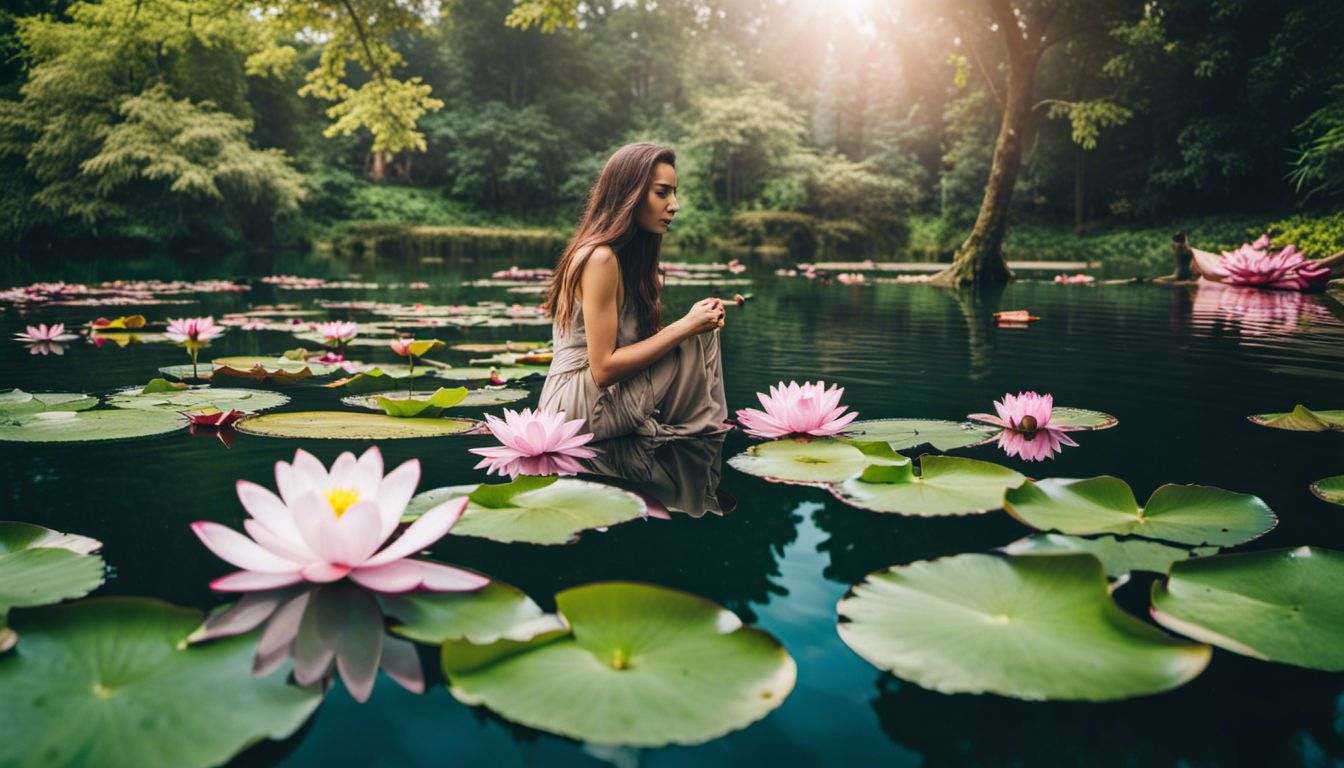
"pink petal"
376,459,420,539
301,562,353,582
362,497,468,568
348,560,426,593
210,570,305,592
192,522,300,573
379,636,425,694
415,559,490,591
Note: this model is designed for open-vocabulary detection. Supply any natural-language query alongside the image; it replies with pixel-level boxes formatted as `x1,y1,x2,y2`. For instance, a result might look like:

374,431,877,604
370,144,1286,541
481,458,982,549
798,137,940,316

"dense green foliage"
0,0,1341,260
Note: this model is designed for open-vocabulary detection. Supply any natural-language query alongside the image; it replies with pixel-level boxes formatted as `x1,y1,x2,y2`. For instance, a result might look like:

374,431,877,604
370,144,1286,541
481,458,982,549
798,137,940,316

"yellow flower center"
324,487,360,518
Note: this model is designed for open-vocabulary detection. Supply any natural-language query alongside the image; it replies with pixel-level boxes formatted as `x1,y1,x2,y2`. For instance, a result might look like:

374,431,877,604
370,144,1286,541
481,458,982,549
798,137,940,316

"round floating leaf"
342,388,529,411
434,365,549,381
374,387,468,418
383,581,564,645
236,411,481,440
1248,405,1344,432
829,455,1026,516
451,341,549,353
1048,407,1119,430
1004,477,1275,546
406,478,646,545
107,385,289,414
727,438,905,486
443,582,796,747
1151,547,1344,670
0,523,105,620
837,553,1211,701
0,390,98,416
213,356,338,377
0,598,321,768
843,419,997,451
1310,475,1344,506
158,363,214,381
0,522,101,555
1000,534,1217,579
0,409,187,443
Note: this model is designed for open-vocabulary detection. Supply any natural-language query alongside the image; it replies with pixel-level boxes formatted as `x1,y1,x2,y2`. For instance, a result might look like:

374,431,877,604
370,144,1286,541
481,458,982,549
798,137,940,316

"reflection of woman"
582,434,730,518
541,143,728,440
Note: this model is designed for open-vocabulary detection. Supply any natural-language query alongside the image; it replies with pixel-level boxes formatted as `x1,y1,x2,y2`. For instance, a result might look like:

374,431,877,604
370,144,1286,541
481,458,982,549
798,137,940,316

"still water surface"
2,251,1343,766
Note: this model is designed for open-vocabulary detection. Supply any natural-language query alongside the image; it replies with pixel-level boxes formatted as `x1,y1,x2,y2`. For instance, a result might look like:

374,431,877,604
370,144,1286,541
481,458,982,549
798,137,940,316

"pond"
2,250,1343,766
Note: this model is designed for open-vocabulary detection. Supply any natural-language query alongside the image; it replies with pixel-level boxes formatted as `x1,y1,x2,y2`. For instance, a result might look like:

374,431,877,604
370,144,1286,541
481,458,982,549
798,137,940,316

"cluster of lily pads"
725,380,1342,702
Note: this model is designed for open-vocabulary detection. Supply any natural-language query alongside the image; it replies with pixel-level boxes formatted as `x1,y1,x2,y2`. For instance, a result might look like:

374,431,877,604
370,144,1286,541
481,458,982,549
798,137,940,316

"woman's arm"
580,246,723,388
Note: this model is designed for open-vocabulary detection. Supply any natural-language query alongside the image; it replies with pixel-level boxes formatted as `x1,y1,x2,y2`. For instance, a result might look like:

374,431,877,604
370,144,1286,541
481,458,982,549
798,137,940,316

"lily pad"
323,367,438,393
837,553,1211,700
405,478,646,545
0,597,321,768
434,365,549,381
1310,475,1344,506
157,364,215,381
828,455,1026,516
443,582,796,747
968,406,1118,431
0,522,106,651
213,356,338,377
1003,477,1275,546
342,388,530,411
1248,405,1344,431
0,409,187,443
236,411,481,440
212,365,315,385
1151,547,1344,670
451,341,549,353
374,387,468,418
842,419,997,451
727,439,906,486
107,385,289,414
0,390,98,416
383,581,565,645
1000,534,1218,579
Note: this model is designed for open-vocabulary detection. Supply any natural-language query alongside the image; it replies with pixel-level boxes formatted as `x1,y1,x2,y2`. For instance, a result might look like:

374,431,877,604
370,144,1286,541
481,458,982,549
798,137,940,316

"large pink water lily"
1192,235,1331,292
191,446,487,594
13,323,78,343
971,391,1080,461
165,316,226,344
735,380,858,438
470,408,597,478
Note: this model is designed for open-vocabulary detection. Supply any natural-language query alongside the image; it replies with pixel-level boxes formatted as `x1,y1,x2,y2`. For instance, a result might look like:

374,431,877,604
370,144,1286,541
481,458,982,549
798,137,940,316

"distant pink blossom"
736,381,858,439
165,316,225,344
314,320,358,343
191,446,488,594
469,408,597,478
14,323,78,343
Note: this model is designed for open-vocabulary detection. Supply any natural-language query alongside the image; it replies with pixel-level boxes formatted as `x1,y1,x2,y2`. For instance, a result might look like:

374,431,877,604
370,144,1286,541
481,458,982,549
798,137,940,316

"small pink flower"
469,408,598,478
14,323,78,343
165,316,225,344
971,391,1081,461
191,446,487,594
315,321,358,343
735,381,859,439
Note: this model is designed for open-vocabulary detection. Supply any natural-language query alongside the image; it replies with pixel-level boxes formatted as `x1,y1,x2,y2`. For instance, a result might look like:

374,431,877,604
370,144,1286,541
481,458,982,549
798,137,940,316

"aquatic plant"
1193,235,1331,291
469,408,596,478
969,392,1081,461
191,446,489,593
390,337,444,378
735,380,858,439
314,320,358,357
165,316,226,378
13,323,78,344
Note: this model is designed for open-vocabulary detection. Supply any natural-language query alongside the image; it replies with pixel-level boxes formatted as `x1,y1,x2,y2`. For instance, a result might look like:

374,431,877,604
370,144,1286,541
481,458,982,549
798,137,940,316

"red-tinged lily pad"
1310,475,1344,506
186,409,243,428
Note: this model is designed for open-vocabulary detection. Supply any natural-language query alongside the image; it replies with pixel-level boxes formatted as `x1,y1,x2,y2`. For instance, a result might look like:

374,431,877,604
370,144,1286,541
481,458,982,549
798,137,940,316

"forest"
2,0,1342,276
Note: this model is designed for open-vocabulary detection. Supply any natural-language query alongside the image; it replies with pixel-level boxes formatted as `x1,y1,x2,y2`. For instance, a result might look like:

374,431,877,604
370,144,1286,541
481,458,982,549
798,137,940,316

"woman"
539,143,728,440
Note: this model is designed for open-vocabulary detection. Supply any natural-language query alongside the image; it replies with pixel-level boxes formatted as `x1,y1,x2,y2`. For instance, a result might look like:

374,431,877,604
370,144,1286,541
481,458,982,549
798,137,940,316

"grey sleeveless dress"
538,302,728,441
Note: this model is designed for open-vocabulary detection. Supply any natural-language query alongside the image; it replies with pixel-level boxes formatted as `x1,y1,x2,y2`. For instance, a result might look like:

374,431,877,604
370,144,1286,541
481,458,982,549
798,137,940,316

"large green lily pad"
0,522,106,652
828,455,1025,516
1151,547,1344,671
0,409,187,443
1000,534,1217,579
434,365,549,382
342,388,530,411
324,367,439,393
1003,477,1275,546
837,553,1211,700
212,356,338,377
0,598,321,768
383,581,565,645
842,419,997,451
107,385,289,414
235,411,481,440
727,439,906,486
1310,475,1344,506
374,387,468,417
0,390,98,416
1248,405,1344,431
405,478,646,545
443,582,796,747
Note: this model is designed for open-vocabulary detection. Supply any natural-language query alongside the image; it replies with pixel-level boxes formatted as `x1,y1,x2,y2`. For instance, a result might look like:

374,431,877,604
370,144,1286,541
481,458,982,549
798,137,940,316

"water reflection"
992,426,1078,462
191,584,423,703
582,434,731,517
1190,282,1341,337
23,340,70,356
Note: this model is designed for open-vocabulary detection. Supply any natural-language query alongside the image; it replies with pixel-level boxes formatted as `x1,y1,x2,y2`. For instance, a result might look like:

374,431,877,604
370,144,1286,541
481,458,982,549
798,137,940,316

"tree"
685,85,805,209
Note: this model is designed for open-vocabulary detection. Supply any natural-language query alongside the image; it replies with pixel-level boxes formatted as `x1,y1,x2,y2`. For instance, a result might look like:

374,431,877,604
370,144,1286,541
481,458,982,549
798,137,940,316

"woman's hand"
679,297,725,335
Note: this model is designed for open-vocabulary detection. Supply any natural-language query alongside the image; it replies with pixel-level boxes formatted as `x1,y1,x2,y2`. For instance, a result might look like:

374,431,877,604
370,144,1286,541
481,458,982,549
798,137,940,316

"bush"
1263,211,1344,257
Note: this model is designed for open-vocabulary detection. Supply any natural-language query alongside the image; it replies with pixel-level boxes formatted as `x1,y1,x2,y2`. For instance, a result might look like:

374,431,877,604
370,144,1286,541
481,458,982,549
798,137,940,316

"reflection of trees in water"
948,283,1007,382
869,652,1344,766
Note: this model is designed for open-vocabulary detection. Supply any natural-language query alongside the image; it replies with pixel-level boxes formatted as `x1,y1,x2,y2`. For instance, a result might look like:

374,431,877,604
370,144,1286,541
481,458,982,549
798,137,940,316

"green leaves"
0,598,321,768
842,418,997,451
384,581,565,645
466,476,560,509
442,582,795,747
830,455,1026,516
0,390,97,416
407,479,644,545
373,386,467,418
1248,405,1344,431
343,387,529,411
727,438,907,486
0,409,188,443
1310,475,1344,505
235,411,480,440
1151,547,1344,671
107,385,289,414
1004,477,1275,546
0,523,106,652
837,554,1211,701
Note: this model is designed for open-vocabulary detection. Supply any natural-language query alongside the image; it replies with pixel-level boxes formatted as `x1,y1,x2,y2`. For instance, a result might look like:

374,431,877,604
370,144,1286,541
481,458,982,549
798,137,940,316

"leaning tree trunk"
931,48,1041,287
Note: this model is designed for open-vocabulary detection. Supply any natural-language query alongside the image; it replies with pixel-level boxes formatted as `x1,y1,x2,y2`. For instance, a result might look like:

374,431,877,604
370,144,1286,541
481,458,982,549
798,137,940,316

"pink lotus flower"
240,319,268,330
469,408,598,478
315,321,358,344
14,323,79,343
1192,235,1331,292
735,381,859,438
970,392,1081,462
995,427,1077,462
165,316,226,344
189,583,424,702
191,446,488,594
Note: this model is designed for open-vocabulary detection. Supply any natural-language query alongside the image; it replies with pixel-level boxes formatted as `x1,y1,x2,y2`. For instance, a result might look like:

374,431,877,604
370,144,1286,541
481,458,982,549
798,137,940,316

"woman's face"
635,162,680,234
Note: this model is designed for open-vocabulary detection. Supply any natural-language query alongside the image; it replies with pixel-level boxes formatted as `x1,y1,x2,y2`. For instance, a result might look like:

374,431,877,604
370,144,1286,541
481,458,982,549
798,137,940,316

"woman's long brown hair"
546,143,674,340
